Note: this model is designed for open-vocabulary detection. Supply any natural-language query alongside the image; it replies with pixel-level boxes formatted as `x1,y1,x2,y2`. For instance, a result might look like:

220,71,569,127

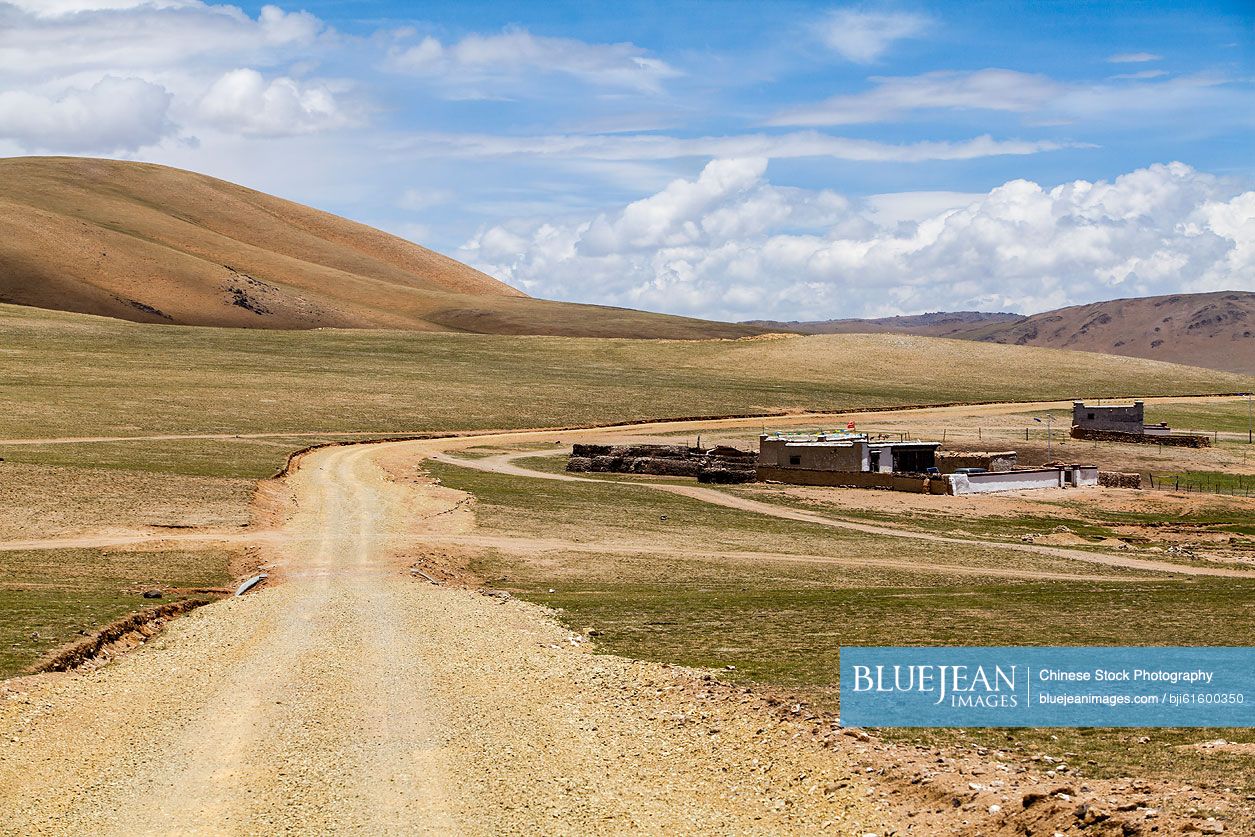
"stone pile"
1070,427,1210,448
1098,471,1143,489
567,443,756,484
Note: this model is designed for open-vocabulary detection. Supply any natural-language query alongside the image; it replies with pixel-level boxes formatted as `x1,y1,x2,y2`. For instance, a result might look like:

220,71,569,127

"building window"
788,455,801,466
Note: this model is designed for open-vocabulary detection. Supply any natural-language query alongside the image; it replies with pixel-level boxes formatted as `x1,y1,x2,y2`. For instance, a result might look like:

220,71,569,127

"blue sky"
1,0,1252,320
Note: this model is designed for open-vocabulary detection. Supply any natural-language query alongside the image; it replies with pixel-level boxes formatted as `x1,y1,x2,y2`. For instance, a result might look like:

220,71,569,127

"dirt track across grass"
0,442,892,835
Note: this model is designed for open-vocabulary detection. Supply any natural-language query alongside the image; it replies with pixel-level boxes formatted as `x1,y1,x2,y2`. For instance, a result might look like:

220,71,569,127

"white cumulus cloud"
198,69,353,136
460,159,1255,322
0,2,325,78
0,75,172,151
1,0,196,15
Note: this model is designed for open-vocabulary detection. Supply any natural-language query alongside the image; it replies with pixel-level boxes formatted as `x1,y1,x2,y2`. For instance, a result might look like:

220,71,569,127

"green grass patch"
0,547,232,677
512,581,1255,691
1147,470,1255,496
1150,401,1255,435
429,460,1144,578
0,437,329,479
434,456,1254,792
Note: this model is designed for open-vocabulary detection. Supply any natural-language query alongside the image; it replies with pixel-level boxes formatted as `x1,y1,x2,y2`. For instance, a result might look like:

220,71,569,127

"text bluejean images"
840,647,1255,727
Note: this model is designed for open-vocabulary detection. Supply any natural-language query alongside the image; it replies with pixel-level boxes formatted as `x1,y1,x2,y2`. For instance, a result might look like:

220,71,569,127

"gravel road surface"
0,442,883,835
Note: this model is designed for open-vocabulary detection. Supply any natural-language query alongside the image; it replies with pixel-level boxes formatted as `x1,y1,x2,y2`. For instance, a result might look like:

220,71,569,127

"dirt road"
0,442,884,835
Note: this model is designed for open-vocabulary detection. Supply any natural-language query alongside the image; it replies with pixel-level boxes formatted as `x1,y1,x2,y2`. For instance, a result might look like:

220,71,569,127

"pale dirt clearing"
432,451,1255,579
0,442,887,835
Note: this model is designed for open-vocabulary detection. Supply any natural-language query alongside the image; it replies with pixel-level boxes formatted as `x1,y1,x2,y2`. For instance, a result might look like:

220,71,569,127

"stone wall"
1069,427,1210,448
1098,471,1143,489
758,437,866,471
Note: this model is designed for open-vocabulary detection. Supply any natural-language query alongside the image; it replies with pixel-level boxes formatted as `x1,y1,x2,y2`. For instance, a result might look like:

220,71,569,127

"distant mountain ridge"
0,156,757,339
746,291,1255,374
743,310,1021,337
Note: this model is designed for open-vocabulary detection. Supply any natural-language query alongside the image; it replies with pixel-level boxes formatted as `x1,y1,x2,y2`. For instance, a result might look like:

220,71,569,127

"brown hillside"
748,292,1255,375
0,157,755,339
961,291,1255,375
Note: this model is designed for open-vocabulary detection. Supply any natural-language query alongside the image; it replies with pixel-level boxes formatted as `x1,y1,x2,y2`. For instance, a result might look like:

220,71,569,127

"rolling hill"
0,156,755,339
749,292,1255,375
958,292,1255,375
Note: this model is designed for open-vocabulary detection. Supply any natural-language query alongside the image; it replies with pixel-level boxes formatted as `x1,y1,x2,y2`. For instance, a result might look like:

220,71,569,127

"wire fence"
1146,472,1255,496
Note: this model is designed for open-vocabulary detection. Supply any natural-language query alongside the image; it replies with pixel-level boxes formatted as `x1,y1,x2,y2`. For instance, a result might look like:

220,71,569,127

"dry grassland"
2,303,1253,802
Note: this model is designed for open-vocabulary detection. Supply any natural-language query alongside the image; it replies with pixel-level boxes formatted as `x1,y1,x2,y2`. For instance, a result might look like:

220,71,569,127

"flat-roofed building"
757,432,940,474
1072,400,1147,433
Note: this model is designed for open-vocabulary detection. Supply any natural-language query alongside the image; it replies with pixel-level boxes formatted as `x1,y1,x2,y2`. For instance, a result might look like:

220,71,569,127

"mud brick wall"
1070,428,1210,448
936,451,1018,472
1098,471,1143,489
756,466,948,494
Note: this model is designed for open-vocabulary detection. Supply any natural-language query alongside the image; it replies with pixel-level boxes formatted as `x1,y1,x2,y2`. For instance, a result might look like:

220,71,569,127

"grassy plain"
0,546,231,675
2,302,1253,781
6,303,1251,447
428,456,1255,793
